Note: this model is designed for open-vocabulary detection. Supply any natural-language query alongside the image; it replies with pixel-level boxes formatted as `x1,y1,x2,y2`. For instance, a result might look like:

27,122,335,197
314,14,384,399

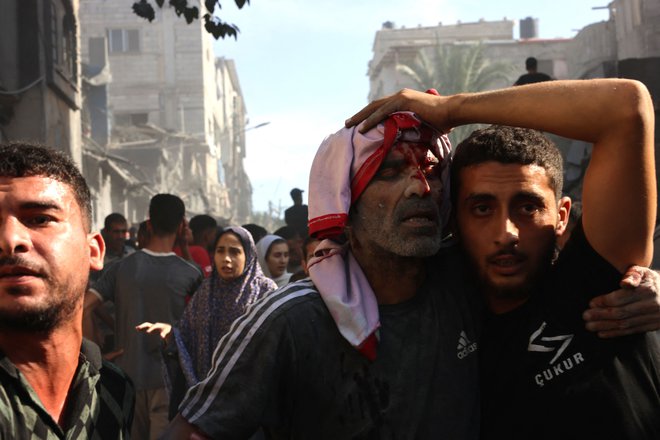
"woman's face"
266,242,289,278
214,233,246,281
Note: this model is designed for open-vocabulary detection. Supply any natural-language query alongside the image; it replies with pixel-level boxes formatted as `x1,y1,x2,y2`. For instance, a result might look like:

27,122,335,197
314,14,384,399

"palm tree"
396,42,515,146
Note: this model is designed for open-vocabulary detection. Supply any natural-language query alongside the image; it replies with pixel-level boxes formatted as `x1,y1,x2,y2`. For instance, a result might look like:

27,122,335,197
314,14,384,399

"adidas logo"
457,331,478,359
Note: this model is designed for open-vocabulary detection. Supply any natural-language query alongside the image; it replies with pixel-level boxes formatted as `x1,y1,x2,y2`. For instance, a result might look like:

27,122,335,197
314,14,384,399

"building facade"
79,1,251,224
368,19,571,102
0,0,82,164
368,0,660,202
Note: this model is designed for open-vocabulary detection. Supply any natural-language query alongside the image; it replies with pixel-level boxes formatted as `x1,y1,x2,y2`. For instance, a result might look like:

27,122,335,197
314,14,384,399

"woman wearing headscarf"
256,234,293,288
137,226,277,414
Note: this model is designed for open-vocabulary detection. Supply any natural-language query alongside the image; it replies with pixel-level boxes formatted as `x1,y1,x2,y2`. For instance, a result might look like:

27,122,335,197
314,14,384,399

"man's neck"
483,284,533,315
0,314,83,426
486,295,529,314
146,233,177,253
350,243,427,305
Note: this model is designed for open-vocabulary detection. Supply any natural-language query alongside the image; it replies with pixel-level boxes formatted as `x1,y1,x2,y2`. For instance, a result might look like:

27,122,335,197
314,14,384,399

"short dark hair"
0,142,92,230
104,213,127,230
450,125,564,205
149,194,185,236
189,214,217,239
525,56,538,70
273,225,300,240
242,223,268,244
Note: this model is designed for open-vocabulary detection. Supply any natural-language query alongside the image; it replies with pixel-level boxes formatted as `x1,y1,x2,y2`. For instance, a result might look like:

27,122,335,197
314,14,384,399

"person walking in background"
284,188,309,238
101,213,136,266
137,226,277,417
84,193,202,440
513,56,553,86
256,234,292,287
173,218,213,278
189,214,218,257
273,225,305,274
89,212,138,349
0,142,134,439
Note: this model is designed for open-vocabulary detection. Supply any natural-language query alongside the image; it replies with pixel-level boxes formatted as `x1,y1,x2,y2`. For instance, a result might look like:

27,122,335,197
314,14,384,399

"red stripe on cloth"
308,213,348,239
350,117,401,204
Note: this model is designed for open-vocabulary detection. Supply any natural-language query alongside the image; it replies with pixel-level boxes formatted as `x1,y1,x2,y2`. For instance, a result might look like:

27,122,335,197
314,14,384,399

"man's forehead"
462,161,549,179
459,162,554,195
0,175,73,200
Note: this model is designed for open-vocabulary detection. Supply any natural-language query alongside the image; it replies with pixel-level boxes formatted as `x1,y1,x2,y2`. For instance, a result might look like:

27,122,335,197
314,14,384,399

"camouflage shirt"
0,339,135,439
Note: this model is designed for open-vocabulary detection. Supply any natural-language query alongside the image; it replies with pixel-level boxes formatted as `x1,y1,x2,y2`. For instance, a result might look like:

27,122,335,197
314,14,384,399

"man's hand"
344,88,453,133
583,266,660,338
136,322,173,341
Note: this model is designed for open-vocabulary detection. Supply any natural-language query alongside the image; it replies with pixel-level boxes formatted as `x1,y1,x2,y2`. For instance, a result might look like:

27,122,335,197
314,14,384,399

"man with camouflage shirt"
0,142,134,439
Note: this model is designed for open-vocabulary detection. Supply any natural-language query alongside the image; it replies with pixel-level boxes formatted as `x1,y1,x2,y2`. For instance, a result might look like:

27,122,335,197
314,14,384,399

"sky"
211,0,611,215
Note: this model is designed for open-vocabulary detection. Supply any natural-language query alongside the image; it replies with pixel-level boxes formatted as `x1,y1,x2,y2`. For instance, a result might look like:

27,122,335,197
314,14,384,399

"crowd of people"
82,192,320,438
1,78,660,440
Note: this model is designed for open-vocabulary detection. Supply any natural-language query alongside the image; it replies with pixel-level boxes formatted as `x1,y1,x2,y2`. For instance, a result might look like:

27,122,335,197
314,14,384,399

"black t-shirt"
284,204,309,236
480,221,660,439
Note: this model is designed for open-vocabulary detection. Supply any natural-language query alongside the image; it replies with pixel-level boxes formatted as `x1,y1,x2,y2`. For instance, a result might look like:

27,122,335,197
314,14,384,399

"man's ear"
555,196,572,236
88,231,105,272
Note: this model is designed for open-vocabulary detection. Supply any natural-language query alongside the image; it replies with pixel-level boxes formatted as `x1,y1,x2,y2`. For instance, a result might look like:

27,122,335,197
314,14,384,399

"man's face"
455,162,569,312
350,141,444,258
106,220,128,254
0,176,103,331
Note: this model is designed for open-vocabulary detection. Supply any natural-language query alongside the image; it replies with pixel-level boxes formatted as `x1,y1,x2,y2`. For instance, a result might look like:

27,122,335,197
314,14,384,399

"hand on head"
345,88,453,134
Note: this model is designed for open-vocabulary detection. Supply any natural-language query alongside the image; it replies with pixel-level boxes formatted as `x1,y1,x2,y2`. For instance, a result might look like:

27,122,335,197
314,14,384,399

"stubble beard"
0,284,80,333
472,238,557,305
353,203,443,258
0,257,84,333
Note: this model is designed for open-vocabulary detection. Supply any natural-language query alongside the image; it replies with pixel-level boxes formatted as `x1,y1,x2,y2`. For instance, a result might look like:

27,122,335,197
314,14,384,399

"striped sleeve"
179,280,318,437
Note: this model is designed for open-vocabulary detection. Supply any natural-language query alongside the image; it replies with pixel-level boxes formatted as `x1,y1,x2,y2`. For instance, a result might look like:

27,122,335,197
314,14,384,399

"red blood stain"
391,141,441,195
